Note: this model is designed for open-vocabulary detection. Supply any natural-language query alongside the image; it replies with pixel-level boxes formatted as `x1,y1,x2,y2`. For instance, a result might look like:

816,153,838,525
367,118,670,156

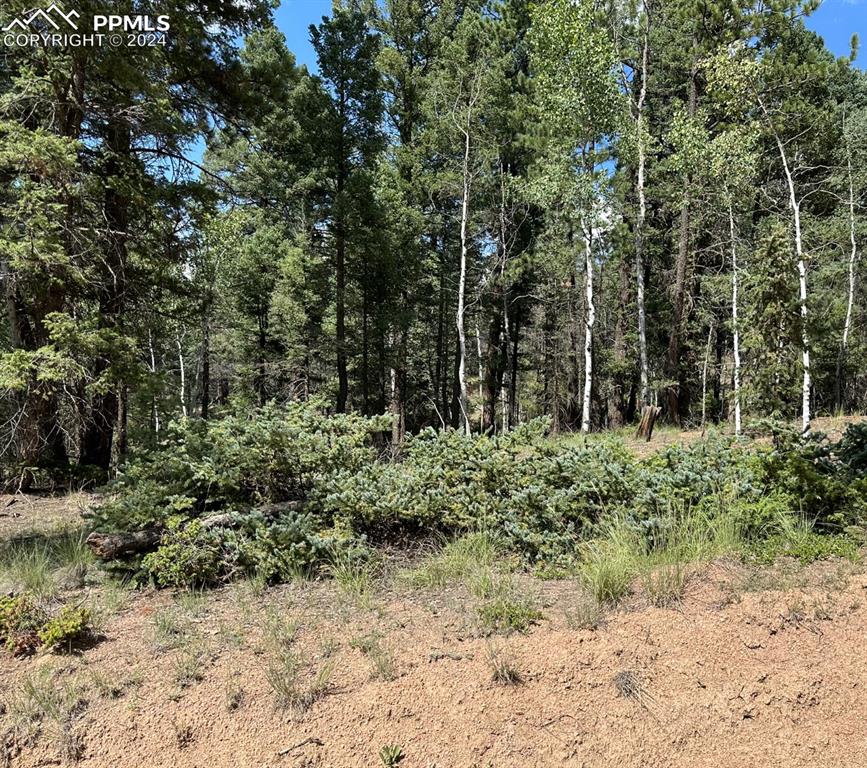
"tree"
529,0,620,432
311,6,384,414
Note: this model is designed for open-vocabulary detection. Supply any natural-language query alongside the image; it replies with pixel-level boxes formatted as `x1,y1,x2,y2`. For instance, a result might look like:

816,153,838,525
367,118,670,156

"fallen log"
86,499,304,560
85,528,162,560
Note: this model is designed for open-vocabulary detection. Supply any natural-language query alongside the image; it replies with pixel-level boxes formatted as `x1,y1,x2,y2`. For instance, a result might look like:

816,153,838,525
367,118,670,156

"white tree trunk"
176,332,188,419
841,145,858,381
635,10,650,406
581,228,594,433
770,129,810,432
701,321,713,431
475,320,484,432
728,200,742,436
149,330,160,434
457,126,471,436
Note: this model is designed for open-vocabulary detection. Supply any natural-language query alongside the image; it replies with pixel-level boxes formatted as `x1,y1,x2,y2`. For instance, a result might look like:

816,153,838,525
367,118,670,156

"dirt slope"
2,557,865,768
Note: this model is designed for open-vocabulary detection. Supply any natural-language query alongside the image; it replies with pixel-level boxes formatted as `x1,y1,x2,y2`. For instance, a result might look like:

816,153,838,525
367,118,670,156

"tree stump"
636,405,661,442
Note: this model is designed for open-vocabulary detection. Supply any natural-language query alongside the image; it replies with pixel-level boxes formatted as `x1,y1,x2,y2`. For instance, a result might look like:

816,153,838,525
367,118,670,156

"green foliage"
142,510,367,588
143,519,223,588
37,606,92,650
0,596,92,656
476,591,542,634
98,404,864,590
379,745,405,767
326,419,637,563
91,402,390,532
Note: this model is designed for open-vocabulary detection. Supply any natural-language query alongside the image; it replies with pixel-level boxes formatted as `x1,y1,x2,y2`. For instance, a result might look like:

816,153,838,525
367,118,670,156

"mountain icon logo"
3,4,80,32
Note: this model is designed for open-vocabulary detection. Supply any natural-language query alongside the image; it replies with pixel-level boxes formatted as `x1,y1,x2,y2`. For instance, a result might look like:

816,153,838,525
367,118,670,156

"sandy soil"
1,555,865,768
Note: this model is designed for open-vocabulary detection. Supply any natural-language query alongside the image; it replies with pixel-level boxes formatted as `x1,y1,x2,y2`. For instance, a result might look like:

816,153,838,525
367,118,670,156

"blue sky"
273,0,867,72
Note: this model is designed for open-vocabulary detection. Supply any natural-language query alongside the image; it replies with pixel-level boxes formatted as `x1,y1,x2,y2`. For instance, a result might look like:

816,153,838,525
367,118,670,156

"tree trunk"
666,43,697,425
81,114,130,471
581,229,595,433
176,332,188,418
836,135,858,413
336,224,348,413
456,125,471,435
636,2,651,407
773,136,810,431
609,250,631,428
636,405,661,441
508,307,521,428
148,330,160,434
728,199,742,436
201,313,210,420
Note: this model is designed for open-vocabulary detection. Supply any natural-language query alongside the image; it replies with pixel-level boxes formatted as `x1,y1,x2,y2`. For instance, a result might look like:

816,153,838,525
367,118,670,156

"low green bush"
93,404,866,588
142,519,223,588
141,509,367,587
0,595,92,656
37,605,92,649
90,402,391,532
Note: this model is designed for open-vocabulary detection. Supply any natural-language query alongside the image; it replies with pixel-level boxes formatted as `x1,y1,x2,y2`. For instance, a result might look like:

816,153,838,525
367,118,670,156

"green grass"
579,518,640,604
349,632,396,681
565,590,603,630
265,649,334,712
328,549,378,607
400,531,501,589
1,666,86,758
486,643,522,685
0,529,93,599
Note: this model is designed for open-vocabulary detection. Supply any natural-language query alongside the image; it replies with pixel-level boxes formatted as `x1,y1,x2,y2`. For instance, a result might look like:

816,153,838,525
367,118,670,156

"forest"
1,0,865,484
1,2,866,765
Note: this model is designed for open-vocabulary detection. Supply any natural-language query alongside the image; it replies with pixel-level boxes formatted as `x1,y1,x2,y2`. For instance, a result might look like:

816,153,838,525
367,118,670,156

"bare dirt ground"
0,493,90,541
2,552,865,768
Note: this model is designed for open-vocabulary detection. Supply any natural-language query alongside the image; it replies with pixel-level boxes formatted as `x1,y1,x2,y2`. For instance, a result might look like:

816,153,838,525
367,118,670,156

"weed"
319,637,340,658
487,644,522,685
175,589,209,618
171,719,194,749
224,678,244,712
477,594,542,634
173,642,206,688
88,670,126,700
474,574,542,634
262,610,298,652
151,608,197,654
350,633,396,681
328,549,377,607
0,529,93,598
379,744,405,766
1,667,86,755
613,670,644,700
265,650,334,712
579,519,639,604
88,578,133,631
641,560,687,607
565,591,602,630
401,532,501,589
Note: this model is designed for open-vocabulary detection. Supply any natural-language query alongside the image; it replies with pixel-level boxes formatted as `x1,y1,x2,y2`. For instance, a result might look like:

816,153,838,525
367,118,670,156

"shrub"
143,519,222,588
37,606,92,650
90,402,391,532
1,596,92,656
324,420,637,563
0,595,45,656
141,510,367,588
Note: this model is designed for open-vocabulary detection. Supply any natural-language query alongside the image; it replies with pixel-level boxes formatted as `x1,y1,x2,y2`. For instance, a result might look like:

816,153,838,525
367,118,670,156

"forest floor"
2,416,866,768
